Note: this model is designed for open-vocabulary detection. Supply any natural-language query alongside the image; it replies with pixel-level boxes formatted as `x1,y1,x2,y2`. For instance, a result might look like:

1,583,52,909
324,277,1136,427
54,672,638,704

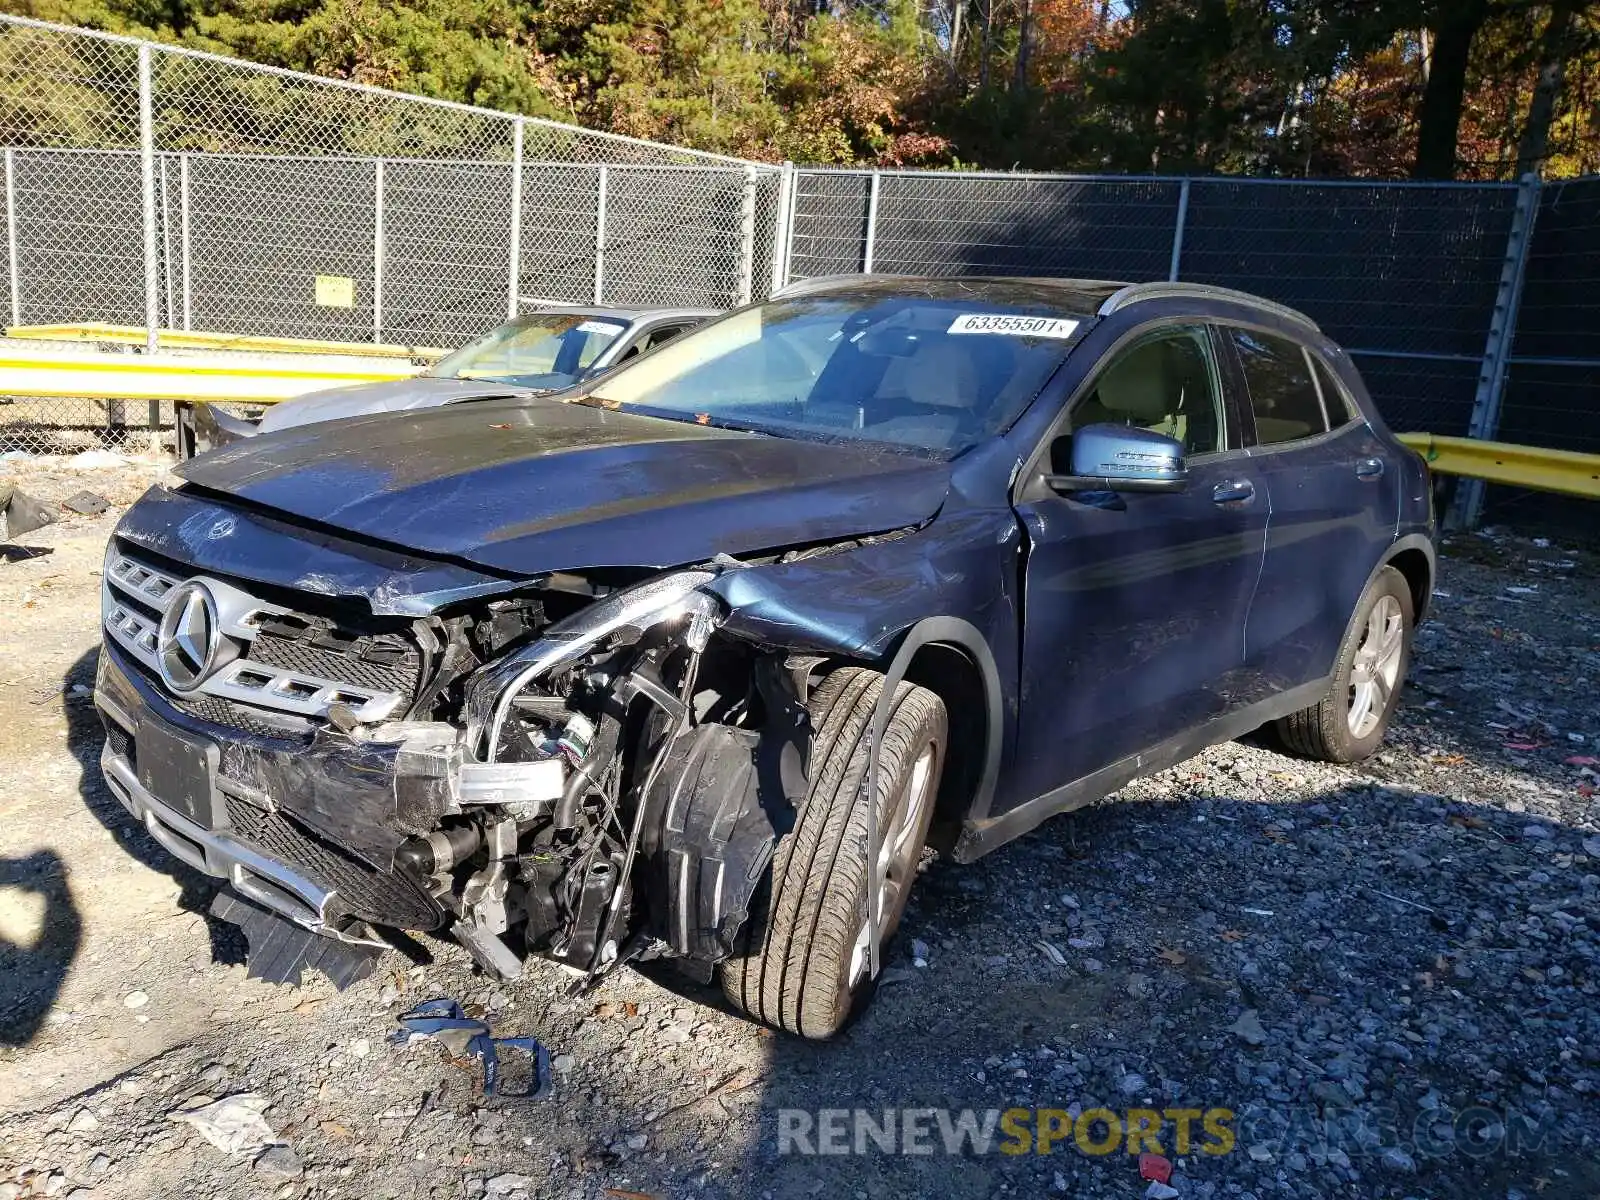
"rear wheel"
721,667,946,1039
1276,565,1414,763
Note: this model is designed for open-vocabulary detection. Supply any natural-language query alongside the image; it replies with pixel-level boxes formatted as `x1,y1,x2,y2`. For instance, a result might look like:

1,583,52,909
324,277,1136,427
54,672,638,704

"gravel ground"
1,457,1597,1200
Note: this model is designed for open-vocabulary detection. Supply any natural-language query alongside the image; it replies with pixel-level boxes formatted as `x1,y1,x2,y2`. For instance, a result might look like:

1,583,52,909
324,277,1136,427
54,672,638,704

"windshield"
432,313,627,390
587,293,1084,454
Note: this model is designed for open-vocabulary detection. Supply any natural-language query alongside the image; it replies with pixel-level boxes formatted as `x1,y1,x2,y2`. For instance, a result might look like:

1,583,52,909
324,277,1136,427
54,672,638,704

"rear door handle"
1211,479,1256,505
1356,457,1385,480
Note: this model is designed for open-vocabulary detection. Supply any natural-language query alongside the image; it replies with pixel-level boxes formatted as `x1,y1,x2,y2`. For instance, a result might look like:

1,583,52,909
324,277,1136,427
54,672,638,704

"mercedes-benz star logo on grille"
156,581,221,694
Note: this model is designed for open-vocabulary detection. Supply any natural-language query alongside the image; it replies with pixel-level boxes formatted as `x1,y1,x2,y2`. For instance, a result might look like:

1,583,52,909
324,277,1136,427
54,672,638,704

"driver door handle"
1212,479,1256,505
1355,457,1385,480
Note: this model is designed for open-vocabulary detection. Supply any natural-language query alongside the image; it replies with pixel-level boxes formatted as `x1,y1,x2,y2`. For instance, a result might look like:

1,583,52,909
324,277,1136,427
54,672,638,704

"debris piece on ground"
167,1093,278,1155
0,483,56,540
392,998,552,1099
1139,1152,1173,1183
60,490,110,516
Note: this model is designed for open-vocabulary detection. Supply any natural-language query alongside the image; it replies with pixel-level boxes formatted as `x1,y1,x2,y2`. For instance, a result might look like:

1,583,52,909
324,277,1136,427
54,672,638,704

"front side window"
1068,325,1225,457
432,314,627,390
1229,329,1329,445
587,294,1087,455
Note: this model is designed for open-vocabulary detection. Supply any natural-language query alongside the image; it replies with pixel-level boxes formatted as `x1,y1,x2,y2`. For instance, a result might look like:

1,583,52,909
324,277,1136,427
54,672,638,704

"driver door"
1006,323,1269,807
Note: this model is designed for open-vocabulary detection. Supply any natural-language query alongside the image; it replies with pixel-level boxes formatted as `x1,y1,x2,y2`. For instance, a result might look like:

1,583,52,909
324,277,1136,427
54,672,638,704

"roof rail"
770,272,908,299
1097,282,1321,333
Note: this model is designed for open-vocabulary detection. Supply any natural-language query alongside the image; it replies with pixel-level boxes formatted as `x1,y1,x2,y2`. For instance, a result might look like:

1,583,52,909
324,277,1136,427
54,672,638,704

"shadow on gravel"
61,647,245,968
0,849,80,1046
710,774,1599,1200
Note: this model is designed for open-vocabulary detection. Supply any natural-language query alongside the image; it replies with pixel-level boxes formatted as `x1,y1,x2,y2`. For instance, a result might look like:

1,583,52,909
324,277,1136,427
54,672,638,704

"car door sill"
952,676,1332,862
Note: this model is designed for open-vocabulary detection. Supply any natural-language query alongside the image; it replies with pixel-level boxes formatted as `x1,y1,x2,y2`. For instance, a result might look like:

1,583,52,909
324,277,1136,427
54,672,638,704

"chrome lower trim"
99,738,385,949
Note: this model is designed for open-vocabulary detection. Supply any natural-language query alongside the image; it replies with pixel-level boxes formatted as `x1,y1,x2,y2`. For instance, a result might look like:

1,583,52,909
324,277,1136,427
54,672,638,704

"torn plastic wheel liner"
392,998,552,1099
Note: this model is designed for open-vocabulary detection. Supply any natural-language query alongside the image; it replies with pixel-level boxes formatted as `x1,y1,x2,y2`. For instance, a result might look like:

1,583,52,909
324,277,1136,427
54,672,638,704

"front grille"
172,693,312,743
104,722,135,769
102,545,424,738
223,795,442,931
249,621,421,699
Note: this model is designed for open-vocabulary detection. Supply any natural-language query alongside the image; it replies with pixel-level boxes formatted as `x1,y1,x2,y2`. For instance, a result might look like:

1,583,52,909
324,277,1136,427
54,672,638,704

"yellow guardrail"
0,347,421,403
6,323,448,361
1399,433,1600,500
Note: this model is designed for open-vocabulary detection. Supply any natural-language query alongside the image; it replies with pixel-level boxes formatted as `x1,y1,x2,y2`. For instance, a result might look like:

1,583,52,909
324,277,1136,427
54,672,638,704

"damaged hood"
176,396,950,577
256,376,539,434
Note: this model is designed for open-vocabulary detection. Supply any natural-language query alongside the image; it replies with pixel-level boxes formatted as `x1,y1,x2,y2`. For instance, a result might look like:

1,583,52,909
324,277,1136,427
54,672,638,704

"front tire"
1276,565,1414,763
721,668,946,1039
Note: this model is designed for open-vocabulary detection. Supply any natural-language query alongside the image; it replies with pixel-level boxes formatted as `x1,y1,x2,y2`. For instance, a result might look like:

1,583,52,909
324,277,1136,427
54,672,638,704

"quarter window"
1228,329,1329,445
1069,325,1225,456
1311,356,1361,427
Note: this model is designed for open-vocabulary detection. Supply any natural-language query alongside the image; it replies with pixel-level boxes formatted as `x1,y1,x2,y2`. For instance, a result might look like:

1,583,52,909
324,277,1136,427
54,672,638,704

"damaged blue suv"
96,277,1434,1038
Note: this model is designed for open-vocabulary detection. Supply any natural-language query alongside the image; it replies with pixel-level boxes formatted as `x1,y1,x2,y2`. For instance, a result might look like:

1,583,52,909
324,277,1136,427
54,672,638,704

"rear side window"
1228,329,1328,445
1311,356,1361,427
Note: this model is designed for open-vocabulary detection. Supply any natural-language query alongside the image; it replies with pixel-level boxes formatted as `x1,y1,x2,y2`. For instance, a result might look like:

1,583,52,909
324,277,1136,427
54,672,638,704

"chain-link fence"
0,13,786,451
3,13,1599,528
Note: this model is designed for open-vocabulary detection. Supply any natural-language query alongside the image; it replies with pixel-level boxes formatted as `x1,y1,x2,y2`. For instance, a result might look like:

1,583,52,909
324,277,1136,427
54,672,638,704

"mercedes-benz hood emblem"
156,580,220,694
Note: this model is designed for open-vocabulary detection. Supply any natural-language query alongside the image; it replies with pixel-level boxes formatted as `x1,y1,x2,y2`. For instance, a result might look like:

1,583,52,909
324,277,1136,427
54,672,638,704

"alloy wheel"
1347,593,1405,738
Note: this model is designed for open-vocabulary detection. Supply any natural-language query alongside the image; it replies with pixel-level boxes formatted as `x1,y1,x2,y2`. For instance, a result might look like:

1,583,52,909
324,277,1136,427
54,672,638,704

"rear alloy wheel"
1276,565,1415,763
721,667,946,1039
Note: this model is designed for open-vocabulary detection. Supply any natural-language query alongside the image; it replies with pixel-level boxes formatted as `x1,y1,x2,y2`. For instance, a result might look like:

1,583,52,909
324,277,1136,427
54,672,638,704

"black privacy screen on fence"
1178,179,1517,439
787,169,1519,441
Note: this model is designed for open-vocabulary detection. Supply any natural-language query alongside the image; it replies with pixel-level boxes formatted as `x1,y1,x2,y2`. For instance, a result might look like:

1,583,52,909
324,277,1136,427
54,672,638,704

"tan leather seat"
1076,345,1187,444
869,340,980,448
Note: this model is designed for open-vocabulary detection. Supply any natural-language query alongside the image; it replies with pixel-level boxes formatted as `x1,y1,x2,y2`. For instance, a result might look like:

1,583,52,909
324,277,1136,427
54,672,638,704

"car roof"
770,274,1320,334
771,273,1128,315
512,303,721,325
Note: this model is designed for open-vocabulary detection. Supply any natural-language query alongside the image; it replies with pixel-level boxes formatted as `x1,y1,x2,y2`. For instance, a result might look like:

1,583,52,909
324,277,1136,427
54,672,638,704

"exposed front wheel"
720,667,946,1039
1276,565,1415,763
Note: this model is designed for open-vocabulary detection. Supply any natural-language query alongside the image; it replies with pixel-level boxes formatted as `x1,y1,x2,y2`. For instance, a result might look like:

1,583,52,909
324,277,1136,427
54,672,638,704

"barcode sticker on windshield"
947,313,1079,339
576,320,625,335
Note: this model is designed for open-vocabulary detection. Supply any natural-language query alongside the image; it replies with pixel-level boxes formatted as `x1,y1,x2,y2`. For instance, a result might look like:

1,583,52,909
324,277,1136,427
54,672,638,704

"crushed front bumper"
94,642,446,946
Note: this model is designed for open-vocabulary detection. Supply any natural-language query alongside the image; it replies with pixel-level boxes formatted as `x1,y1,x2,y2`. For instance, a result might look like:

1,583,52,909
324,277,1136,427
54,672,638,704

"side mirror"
1045,423,1188,495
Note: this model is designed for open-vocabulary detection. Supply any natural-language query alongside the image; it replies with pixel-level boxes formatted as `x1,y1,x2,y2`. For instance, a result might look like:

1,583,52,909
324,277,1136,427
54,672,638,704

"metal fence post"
862,170,881,274
507,117,524,318
1450,171,1542,530
179,153,191,331
1168,178,1191,282
138,45,158,350
372,158,385,341
4,149,18,329
159,154,174,326
138,42,160,447
593,165,608,305
736,166,757,306
769,161,795,295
